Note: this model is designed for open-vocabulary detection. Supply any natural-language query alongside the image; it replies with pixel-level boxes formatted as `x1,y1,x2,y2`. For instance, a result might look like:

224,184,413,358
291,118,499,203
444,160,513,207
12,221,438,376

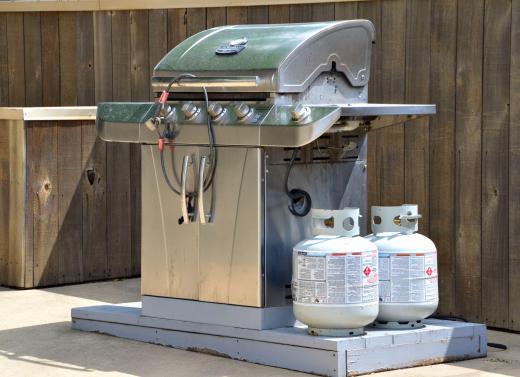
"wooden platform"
72,302,486,376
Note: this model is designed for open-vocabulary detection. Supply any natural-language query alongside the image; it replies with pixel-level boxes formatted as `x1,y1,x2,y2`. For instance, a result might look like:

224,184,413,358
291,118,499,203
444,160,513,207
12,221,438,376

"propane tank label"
292,250,378,305
378,252,438,303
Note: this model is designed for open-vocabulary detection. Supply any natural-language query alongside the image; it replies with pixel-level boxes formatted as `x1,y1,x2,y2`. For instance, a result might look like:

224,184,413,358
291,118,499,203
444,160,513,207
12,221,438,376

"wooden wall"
0,0,518,331
0,115,141,288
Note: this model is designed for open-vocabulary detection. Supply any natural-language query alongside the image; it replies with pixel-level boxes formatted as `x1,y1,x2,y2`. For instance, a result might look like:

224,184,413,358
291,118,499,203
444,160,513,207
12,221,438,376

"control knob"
290,104,311,122
181,101,199,120
207,102,226,121
234,102,254,121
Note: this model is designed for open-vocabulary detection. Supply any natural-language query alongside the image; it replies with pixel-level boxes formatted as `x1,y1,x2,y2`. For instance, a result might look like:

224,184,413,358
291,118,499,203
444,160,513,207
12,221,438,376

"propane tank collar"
371,204,420,235
311,208,361,237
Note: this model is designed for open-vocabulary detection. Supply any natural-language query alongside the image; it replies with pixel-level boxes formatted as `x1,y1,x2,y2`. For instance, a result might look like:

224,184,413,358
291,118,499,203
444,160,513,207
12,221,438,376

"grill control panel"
97,102,342,147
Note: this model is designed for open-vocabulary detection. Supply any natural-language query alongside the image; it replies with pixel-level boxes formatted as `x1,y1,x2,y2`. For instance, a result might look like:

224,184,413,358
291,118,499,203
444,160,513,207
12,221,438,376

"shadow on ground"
0,320,309,377
40,278,141,303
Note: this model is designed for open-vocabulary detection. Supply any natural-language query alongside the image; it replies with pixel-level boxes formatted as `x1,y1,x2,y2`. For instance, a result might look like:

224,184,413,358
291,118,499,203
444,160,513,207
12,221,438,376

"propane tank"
292,208,379,336
365,205,438,329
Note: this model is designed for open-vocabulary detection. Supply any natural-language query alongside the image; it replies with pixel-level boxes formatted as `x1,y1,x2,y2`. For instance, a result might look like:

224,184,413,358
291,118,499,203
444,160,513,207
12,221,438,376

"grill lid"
97,21,436,148
152,21,375,93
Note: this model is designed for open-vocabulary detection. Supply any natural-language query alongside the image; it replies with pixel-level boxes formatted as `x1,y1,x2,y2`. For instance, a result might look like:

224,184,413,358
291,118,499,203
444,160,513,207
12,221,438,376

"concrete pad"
0,278,519,377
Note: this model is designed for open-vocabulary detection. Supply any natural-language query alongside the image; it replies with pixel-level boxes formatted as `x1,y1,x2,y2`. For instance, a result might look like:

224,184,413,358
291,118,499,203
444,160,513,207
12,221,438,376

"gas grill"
97,21,435,328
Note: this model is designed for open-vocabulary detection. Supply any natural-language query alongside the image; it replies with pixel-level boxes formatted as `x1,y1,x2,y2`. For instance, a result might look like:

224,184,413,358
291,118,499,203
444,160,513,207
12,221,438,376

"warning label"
292,250,378,305
378,252,438,303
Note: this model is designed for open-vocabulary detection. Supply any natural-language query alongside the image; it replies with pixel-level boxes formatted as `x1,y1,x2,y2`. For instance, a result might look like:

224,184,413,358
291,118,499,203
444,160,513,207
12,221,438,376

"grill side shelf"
97,102,436,146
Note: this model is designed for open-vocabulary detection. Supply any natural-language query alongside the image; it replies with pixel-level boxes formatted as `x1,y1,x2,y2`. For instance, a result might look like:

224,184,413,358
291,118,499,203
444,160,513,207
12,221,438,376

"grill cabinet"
97,21,435,321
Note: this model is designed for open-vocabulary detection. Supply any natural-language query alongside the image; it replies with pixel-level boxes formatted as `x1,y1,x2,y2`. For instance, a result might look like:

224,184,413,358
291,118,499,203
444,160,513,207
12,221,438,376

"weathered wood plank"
41,12,61,106
23,12,42,106
6,14,25,106
24,120,34,288
268,5,290,23
28,122,59,286
82,118,108,280
187,8,206,36
130,10,148,276
247,6,268,23
207,7,227,27
57,120,83,283
0,121,7,284
377,0,405,206
56,13,83,282
131,11,150,101
226,7,247,24
0,120,26,287
14,121,27,287
106,141,132,278
59,12,78,106
86,11,111,280
108,11,132,278
94,11,113,102
0,14,8,107
148,9,167,100
334,1,358,19
129,146,141,277
111,13,131,108
510,0,520,332
482,0,511,328
167,9,187,50
77,12,95,106
312,3,334,21
430,0,457,316
405,0,430,235
111,13,131,99
290,4,313,22
455,0,484,323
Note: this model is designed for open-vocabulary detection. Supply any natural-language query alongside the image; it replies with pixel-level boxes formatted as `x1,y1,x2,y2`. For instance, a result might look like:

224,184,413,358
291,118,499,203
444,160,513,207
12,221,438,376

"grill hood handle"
153,76,260,90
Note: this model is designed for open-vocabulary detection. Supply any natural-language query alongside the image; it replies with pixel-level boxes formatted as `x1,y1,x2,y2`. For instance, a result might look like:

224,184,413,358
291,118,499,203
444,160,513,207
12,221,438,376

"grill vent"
266,134,361,165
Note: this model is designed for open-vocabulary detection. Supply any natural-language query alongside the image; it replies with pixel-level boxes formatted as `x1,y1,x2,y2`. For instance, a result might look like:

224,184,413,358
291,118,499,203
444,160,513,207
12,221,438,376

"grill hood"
151,21,374,93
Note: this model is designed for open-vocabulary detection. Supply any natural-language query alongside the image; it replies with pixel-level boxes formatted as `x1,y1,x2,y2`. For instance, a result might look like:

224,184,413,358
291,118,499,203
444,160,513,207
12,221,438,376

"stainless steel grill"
97,21,435,314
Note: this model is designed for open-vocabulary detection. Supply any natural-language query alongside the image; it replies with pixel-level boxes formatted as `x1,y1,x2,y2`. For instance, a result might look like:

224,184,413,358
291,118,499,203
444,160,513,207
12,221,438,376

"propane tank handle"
398,214,422,222
371,204,420,235
311,208,360,237
398,213,421,234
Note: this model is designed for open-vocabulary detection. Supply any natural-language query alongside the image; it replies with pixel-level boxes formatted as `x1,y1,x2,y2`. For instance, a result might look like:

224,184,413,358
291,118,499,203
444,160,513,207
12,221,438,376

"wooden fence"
0,114,141,288
0,0,518,331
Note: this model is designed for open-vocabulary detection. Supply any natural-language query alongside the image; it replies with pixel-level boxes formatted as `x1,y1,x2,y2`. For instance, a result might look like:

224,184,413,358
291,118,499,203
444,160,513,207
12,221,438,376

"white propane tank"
292,208,379,336
365,204,438,329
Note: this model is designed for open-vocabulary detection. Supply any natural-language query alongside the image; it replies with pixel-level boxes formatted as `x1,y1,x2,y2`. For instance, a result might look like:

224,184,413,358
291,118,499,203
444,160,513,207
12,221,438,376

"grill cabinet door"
198,147,264,307
141,145,200,300
141,145,264,307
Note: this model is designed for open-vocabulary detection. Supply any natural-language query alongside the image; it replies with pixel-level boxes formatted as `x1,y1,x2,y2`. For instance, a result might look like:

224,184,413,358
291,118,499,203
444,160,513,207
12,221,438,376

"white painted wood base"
71,303,487,377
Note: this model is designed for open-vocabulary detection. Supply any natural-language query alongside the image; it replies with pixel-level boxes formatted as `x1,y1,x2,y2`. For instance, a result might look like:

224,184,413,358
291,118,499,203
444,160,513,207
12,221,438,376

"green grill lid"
152,20,375,93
